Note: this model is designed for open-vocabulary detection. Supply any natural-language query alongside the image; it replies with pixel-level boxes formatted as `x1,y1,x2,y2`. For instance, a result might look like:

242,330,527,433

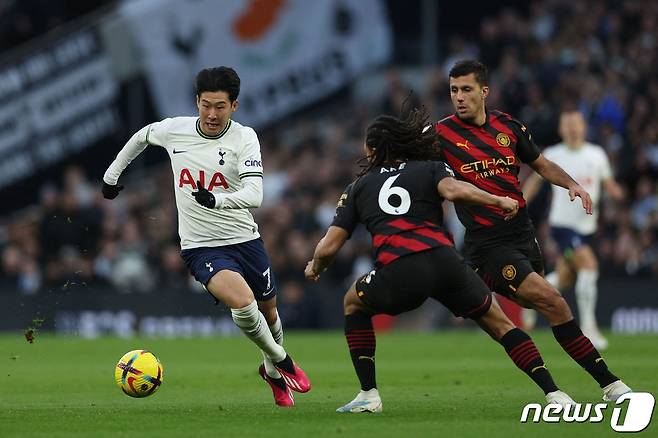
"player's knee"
579,257,598,271
343,296,358,314
210,284,253,308
207,272,255,308
343,291,365,315
539,288,572,319
574,246,598,270
519,274,571,319
230,295,254,309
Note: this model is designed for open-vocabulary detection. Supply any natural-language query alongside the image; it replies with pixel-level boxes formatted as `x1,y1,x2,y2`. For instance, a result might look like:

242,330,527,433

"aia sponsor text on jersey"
179,168,229,190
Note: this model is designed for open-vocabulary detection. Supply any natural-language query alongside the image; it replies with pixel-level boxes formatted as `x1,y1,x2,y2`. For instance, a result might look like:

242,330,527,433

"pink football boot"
259,364,294,407
274,356,311,393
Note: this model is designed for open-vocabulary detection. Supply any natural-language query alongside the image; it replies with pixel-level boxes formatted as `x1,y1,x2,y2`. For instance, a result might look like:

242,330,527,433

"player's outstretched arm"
305,226,350,281
528,154,593,214
437,177,519,220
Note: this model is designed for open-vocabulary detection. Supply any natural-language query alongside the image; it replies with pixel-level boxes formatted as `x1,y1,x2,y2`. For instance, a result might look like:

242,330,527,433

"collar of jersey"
454,108,490,128
196,118,231,139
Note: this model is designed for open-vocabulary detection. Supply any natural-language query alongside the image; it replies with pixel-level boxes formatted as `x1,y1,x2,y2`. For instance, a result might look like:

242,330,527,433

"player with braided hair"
305,106,576,413
357,110,441,177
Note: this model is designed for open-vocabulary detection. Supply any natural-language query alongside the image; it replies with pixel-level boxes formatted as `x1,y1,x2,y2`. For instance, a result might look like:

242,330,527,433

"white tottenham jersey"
543,142,613,235
104,117,264,249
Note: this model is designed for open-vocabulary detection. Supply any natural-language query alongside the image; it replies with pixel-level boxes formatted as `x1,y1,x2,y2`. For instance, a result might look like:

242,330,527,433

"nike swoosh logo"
172,149,187,154
262,289,273,296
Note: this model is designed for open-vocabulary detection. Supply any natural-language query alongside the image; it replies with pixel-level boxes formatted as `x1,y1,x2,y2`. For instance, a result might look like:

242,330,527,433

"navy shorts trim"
550,226,595,256
181,238,277,301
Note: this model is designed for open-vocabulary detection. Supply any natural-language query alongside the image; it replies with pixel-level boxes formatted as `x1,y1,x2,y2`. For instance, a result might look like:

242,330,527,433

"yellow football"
115,350,163,398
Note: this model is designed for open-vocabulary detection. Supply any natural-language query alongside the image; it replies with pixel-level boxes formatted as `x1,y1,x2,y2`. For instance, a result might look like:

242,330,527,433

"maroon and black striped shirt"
435,110,541,241
331,161,454,266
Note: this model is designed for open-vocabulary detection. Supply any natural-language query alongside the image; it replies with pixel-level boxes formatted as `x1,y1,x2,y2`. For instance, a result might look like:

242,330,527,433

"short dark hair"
360,106,440,176
195,67,240,101
449,60,488,87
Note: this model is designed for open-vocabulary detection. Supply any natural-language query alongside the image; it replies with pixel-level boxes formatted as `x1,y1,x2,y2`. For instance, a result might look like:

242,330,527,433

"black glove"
102,182,124,199
192,180,216,208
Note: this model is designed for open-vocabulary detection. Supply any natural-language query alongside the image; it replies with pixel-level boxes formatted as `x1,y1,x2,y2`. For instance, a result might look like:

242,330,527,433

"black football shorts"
354,246,492,319
464,231,545,298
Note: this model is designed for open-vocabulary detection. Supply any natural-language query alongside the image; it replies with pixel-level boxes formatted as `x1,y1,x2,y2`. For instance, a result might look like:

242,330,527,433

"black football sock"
345,311,377,391
274,355,295,374
552,319,618,387
500,328,559,394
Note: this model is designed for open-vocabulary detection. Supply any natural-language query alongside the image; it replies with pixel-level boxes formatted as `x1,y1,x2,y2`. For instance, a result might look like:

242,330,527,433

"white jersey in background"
542,142,613,235
104,117,264,249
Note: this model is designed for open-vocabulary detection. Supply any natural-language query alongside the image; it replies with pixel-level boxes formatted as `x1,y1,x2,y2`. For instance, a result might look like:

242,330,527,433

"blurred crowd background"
1,0,657,329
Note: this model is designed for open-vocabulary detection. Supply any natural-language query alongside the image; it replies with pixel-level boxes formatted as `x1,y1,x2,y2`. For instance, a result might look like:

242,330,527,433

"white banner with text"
120,0,391,126
0,29,119,191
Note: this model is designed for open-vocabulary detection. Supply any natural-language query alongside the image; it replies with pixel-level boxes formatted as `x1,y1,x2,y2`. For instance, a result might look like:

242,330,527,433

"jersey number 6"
378,174,411,215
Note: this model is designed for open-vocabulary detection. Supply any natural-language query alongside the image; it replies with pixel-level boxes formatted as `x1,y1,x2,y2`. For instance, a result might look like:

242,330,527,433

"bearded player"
434,60,631,402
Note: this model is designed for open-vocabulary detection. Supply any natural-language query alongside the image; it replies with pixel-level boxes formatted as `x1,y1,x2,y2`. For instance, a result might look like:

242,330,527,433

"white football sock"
231,301,286,363
262,312,284,379
575,269,598,329
545,271,561,291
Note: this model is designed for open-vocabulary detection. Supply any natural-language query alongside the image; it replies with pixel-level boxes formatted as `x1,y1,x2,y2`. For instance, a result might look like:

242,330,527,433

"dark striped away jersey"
435,110,540,239
331,160,454,266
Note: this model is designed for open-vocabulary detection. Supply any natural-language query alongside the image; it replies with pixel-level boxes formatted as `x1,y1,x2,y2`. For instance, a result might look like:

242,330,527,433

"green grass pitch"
1,330,656,437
